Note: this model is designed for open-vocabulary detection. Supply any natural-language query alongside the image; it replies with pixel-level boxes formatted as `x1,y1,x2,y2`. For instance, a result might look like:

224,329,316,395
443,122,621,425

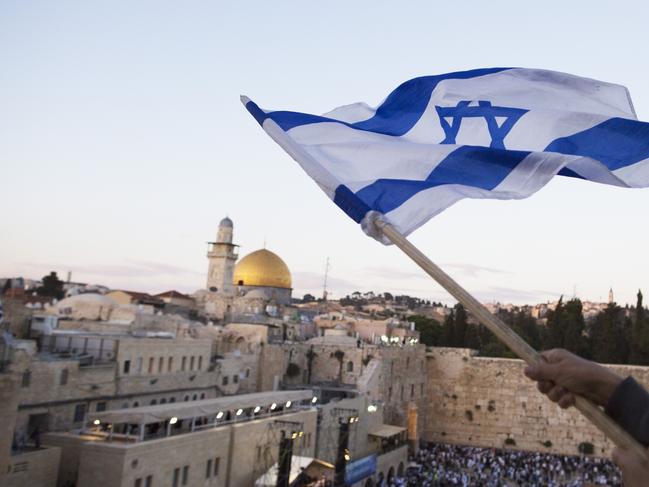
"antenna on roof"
323,257,330,301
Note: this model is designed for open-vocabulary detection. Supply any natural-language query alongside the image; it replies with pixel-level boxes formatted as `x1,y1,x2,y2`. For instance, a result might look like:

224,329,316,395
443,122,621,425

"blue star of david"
435,100,528,150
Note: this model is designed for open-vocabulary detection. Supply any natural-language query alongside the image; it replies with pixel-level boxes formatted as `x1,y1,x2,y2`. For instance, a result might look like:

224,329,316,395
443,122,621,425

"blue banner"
345,454,377,485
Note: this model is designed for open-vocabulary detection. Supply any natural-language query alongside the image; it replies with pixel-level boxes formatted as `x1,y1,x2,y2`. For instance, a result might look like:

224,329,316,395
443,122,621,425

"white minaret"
608,287,614,304
206,217,238,296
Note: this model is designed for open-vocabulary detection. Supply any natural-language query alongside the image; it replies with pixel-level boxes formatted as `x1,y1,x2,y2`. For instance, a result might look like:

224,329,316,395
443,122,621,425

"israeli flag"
242,68,649,243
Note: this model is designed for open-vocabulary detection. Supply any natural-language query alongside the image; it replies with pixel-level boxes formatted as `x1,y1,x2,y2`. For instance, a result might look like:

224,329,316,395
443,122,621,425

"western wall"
423,347,649,457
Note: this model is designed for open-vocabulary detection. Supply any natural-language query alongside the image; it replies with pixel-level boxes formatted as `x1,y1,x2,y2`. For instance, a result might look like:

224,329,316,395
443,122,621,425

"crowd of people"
393,442,622,486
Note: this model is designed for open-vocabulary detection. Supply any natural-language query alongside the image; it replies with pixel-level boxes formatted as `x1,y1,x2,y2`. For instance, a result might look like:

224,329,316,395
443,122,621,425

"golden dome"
233,249,292,289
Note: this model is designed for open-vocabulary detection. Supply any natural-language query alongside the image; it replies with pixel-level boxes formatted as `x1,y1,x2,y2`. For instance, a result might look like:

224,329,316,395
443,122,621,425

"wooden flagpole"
377,219,646,458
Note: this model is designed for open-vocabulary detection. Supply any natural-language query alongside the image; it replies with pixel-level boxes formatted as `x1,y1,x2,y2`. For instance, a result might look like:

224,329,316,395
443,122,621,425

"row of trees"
413,291,649,365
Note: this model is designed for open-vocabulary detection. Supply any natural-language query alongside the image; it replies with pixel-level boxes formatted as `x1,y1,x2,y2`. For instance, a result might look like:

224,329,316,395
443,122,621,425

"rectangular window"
181,465,189,485
190,356,195,371
181,357,187,372
388,386,392,399
205,459,212,479
73,403,86,423
148,357,154,374
168,357,173,372
198,356,203,370
213,458,219,477
411,384,415,398
136,357,143,374
123,360,131,374
135,478,142,487
233,374,238,384
172,468,180,487
158,357,164,373
21,370,31,388
96,401,107,412
420,383,424,395
245,368,250,378
145,475,152,487
60,368,69,386
222,376,228,386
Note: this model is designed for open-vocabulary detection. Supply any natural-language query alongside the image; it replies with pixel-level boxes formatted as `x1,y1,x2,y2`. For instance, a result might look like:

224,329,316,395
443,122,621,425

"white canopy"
91,389,314,425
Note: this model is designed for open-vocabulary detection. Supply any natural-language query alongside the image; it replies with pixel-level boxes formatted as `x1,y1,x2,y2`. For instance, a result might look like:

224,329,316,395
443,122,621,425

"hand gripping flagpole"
376,219,646,458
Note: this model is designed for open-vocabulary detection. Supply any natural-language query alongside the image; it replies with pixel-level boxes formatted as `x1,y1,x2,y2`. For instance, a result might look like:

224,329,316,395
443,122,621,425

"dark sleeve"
605,376,649,446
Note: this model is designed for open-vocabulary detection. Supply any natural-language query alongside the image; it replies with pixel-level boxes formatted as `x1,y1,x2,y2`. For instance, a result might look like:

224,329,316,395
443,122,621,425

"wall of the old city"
379,345,429,436
424,347,649,457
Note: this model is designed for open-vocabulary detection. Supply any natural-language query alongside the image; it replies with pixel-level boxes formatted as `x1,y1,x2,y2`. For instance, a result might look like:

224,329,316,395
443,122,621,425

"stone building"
45,390,318,487
13,332,257,437
0,339,61,487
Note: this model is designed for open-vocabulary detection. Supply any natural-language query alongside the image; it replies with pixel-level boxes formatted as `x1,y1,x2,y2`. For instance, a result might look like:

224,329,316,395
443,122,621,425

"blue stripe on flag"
261,68,512,136
354,146,531,214
333,185,372,223
244,100,268,126
547,118,649,171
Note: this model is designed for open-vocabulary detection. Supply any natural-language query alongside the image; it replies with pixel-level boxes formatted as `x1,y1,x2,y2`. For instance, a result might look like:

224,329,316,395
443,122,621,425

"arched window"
150,399,157,405
133,401,139,408
169,397,176,403
346,361,354,372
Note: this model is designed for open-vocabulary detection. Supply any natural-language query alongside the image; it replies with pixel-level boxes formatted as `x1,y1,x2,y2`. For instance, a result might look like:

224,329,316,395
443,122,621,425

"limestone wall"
1,298,32,338
380,345,429,436
0,372,20,486
424,347,649,457
4,446,61,487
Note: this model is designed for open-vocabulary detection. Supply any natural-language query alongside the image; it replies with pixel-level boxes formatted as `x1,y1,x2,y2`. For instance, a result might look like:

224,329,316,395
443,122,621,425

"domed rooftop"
219,217,233,228
233,249,292,289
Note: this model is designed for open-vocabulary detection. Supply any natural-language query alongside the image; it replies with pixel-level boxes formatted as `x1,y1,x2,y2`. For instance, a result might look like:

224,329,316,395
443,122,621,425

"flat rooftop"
90,389,316,426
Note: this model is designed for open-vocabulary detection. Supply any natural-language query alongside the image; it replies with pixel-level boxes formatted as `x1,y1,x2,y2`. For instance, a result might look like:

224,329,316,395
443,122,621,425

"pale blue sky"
2,1,649,305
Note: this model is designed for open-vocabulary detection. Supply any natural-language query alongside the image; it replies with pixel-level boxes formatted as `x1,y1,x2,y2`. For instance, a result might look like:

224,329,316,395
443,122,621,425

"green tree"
443,310,456,347
542,298,588,357
453,304,468,347
37,272,64,299
411,315,443,347
544,297,566,350
562,299,588,357
589,303,629,364
511,310,542,352
630,290,649,365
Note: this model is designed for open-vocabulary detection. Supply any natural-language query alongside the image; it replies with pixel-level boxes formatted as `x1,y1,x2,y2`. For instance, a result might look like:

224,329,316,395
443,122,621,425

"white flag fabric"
242,68,649,244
